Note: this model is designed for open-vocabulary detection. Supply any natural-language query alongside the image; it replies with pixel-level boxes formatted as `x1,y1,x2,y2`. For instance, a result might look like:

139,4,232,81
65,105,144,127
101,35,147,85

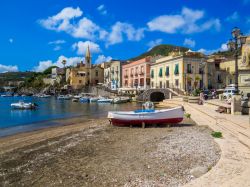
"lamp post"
199,61,206,90
227,27,247,94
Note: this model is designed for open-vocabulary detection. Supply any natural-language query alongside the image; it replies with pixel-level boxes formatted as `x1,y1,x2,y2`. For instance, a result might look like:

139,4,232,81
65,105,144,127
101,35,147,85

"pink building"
122,57,152,90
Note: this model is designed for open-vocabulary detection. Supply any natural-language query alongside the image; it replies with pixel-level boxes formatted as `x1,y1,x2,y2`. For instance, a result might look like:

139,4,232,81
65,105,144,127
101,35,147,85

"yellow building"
220,36,250,94
67,46,104,89
150,50,206,93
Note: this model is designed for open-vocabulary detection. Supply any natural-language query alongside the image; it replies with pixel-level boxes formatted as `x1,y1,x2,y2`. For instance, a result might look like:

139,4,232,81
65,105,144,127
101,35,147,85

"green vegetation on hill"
212,50,235,58
43,66,58,75
0,72,35,86
129,44,189,61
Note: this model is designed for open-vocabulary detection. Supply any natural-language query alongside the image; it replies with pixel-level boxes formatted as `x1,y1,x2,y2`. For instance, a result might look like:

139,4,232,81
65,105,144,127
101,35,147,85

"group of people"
198,89,217,105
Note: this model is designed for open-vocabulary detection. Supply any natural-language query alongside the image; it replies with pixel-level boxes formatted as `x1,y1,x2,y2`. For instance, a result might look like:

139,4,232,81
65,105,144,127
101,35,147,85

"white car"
223,87,237,99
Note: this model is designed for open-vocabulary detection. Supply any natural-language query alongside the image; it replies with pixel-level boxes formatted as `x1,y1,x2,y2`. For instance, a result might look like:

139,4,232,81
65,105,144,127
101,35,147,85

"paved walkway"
161,99,250,187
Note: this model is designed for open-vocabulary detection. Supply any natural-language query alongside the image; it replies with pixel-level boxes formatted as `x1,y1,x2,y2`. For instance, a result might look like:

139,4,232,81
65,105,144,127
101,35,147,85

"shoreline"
0,112,109,138
0,116,221,186
0,117,108,155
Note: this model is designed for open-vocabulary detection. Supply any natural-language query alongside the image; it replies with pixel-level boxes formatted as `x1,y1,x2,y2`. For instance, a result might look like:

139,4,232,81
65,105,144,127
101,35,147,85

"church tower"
85,45,91,68
85,45,92,85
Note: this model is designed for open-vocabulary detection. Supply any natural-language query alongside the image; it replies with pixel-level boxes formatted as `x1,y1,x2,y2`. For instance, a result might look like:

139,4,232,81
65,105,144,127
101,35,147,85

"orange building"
122,57,152,90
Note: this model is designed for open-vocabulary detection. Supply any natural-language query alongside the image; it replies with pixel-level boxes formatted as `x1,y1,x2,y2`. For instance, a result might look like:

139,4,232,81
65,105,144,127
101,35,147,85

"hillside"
129,44,190,61
0,72,35,86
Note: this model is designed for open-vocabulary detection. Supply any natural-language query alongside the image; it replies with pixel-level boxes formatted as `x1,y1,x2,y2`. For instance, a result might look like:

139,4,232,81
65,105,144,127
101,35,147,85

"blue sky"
0,0,249,72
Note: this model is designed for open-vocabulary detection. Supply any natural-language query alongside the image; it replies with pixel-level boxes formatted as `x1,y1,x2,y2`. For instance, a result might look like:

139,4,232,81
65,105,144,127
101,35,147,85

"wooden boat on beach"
108,106,184,126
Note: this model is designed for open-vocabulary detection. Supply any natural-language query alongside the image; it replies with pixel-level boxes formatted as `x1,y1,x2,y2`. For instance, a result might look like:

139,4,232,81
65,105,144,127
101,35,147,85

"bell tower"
85,45,91,68
85,45,92,85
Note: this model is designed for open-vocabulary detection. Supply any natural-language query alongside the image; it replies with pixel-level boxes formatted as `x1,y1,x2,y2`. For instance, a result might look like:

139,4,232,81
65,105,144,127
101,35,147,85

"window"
151,70,154,78
95,70,98,77
174,64,179,75
187,64,192,74
166,80,169,88
159,68,163,77
165,66,169,76
141,66,144,74
151,82,154,88
175,79,179,87
79,80,82,84
159,81,162,88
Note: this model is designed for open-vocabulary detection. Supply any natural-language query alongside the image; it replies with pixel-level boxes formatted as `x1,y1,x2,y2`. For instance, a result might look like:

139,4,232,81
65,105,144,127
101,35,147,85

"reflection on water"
0,96,140,137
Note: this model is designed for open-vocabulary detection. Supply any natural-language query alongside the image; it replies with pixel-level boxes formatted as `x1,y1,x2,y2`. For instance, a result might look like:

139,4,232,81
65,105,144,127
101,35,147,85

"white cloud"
183,38,196,48
72,41,101,55
95,55,112,64
0,64,18,73
33,56,83,72
197,42,228,55
39,7,103,40
9,38,14,44
97,4,107,15
147,39,162,50
53,46,62,51
48,40,66,45
147,7,221,34
226,12,239,22
107,22,145,46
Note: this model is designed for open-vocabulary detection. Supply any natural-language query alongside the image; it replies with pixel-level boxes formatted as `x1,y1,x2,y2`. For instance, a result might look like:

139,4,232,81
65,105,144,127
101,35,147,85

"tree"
194,76,201,89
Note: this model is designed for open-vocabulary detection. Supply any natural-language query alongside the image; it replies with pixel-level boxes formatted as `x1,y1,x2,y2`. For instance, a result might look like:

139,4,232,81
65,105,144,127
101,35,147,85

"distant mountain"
129,44,190,61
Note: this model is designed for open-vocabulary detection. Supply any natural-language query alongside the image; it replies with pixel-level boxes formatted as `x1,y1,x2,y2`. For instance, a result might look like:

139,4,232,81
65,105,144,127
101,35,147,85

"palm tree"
194,75,201,89
61,60,66,68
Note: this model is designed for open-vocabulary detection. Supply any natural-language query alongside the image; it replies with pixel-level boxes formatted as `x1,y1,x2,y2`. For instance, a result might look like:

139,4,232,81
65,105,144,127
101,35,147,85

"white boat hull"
108,106,184,126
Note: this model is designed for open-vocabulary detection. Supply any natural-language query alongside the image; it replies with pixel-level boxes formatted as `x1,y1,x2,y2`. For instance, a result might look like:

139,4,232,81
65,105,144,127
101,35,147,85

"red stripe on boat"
111,118,183,126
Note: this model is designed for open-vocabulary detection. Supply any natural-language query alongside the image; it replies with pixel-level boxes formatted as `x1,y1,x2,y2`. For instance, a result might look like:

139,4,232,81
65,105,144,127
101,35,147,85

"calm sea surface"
0,96,140,137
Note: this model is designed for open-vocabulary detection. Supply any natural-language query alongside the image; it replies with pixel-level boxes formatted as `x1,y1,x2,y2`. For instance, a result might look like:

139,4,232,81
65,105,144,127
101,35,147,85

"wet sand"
0,117,220,186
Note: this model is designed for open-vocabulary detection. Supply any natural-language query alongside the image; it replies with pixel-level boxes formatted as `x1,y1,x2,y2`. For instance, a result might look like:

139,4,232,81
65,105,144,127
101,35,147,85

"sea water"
0,96,139,137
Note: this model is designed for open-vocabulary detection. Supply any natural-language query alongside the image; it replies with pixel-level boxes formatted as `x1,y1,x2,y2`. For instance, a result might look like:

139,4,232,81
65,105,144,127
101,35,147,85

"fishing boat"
38,94,51,98
97,97,113,103
11,101,37,109
108,103,184,126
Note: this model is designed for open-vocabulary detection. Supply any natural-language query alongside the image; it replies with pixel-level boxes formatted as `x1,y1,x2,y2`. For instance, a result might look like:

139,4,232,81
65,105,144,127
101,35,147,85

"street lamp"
199,61,206,90
227,27,247,94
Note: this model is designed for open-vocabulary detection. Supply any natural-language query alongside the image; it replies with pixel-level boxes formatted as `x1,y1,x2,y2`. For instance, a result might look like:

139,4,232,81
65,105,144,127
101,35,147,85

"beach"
0,117,220,186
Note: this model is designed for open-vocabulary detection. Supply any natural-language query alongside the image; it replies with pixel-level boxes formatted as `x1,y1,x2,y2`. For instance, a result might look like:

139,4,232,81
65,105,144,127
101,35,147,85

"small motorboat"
11,101,37,109
72,98,79,102
97,97,113,103
79,97,89,103
38,94,51,98
112,97,130,104
108,102,184,126
89,97,99,102
57,95,71,100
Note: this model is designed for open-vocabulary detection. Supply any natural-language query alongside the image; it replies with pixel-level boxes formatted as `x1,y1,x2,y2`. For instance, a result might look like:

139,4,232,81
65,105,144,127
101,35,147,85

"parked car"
223,87,237,99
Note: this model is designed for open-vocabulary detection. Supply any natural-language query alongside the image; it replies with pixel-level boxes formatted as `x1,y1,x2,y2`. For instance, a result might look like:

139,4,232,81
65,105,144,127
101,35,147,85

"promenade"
161,98,250,187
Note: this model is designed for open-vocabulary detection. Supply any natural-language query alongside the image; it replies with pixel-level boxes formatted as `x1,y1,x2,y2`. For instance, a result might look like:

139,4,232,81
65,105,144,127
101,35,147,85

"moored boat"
79,97,89,103
11,101,37,109
89,97,99,102
108,106,184,126
112,97,130,104
57,95,71,100
97,97,113,103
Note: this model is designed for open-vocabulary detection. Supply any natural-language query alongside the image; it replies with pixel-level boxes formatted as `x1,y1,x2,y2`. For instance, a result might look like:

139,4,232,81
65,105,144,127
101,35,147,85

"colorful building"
150,50,206,92
220,36,250,94
121,57,152,92
66,46,104,90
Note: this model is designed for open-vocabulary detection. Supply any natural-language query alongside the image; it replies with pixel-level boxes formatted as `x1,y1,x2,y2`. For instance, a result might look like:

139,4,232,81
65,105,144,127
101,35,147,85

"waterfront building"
219,36,250,94
103,62,111,88
150,50,206,93
121,57,152,93
67,46,100,90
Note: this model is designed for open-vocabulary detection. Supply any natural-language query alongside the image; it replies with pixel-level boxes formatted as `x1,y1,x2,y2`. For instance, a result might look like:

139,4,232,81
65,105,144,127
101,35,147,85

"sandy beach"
0,117,220,187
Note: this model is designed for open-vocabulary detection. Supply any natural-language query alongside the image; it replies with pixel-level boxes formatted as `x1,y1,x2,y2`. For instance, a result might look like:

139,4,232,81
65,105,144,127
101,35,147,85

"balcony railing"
124,75,128,78
130,74,134,77
139,72,144,75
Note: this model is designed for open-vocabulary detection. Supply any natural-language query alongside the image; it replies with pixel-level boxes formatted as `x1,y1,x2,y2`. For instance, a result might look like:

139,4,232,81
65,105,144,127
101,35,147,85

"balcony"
130,74,134,77
139,72,144,75
124,75,128,78
135,73,138,77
